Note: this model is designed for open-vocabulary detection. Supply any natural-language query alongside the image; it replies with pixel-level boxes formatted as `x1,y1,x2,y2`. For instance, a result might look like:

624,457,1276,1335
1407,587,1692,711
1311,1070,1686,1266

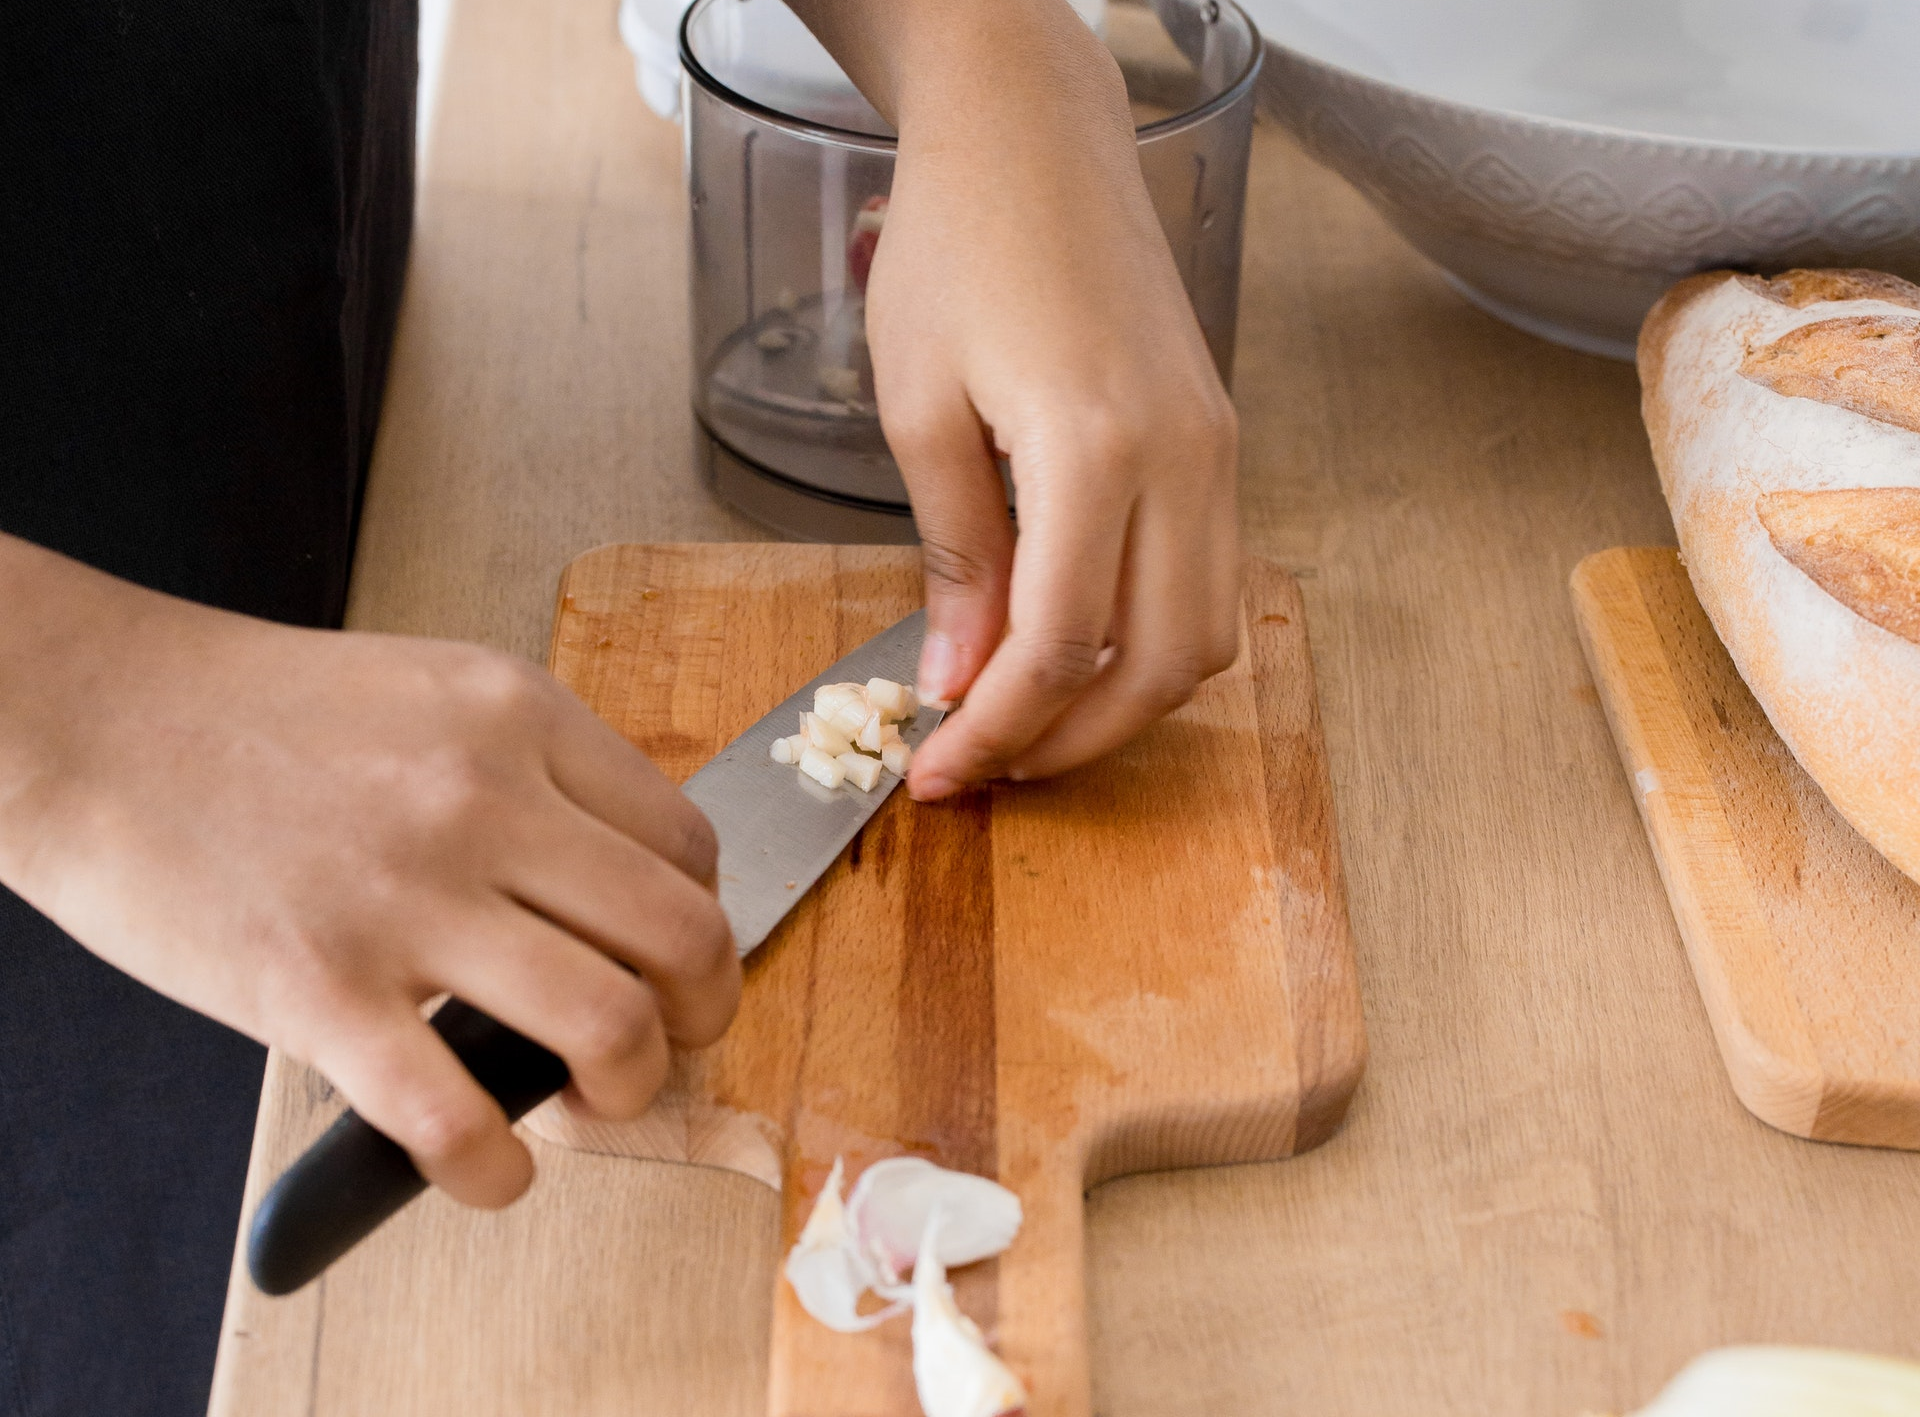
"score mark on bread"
1757,487,1920,647
1743,268,1920,313
1740,316,1920,438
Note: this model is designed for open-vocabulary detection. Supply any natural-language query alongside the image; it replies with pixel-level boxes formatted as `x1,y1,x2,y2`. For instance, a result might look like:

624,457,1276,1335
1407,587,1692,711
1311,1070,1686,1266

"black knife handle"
245,1000,570,1296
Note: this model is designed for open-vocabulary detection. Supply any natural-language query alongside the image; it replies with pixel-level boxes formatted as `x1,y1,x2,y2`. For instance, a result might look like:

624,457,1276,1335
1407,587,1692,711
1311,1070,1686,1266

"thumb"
882,394,1015,707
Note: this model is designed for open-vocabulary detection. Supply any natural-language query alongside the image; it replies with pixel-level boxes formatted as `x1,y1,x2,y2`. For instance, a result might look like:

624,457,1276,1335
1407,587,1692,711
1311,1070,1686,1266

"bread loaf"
1639,268,1920,883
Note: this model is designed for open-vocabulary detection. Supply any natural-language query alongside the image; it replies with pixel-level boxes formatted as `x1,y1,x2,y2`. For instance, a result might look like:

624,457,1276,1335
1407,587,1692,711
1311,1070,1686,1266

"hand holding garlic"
782,0,1244,805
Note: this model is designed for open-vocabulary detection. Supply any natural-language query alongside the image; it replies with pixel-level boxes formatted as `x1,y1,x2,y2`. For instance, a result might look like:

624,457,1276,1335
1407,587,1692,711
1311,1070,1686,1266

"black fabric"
0,3,415,1414
0,0,415,626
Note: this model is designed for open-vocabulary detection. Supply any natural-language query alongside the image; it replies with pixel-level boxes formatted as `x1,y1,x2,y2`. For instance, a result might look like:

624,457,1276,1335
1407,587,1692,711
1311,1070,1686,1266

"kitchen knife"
246,609,942,1296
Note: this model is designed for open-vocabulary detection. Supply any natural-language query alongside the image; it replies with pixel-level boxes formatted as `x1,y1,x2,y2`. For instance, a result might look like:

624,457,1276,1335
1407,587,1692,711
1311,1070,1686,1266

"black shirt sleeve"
0,0,417,628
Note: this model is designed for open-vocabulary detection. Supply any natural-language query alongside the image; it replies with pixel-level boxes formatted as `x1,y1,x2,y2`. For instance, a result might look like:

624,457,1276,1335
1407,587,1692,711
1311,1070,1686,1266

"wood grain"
528,542,1356,1416
1572,547,1920,1148
211,0,1920,1412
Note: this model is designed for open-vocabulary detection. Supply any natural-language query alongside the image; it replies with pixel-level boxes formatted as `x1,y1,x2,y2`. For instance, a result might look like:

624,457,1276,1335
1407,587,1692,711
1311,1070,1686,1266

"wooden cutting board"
516,542,1363,1416
1571,547,1920,1151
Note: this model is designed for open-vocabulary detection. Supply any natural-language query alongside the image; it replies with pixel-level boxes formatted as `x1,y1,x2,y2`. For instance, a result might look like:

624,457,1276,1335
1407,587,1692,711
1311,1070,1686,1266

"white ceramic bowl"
1240,0,1920,358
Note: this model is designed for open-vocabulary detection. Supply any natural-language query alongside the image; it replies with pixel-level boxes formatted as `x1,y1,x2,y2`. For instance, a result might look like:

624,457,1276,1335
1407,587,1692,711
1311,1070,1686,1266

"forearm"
0,535,107,828
0,534,200,869
785,0,1133,154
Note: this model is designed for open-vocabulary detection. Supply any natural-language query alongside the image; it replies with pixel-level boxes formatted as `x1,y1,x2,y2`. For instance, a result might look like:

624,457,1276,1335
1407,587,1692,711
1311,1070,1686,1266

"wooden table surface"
211,0,1920,1412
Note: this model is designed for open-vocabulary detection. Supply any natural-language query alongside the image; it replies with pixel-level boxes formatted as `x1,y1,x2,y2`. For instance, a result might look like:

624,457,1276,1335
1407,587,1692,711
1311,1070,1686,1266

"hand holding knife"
247,611,941,1294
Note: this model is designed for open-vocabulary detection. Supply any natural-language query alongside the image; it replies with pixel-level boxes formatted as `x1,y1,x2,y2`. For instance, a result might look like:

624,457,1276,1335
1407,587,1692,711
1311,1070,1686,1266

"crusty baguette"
1639,268,1920,882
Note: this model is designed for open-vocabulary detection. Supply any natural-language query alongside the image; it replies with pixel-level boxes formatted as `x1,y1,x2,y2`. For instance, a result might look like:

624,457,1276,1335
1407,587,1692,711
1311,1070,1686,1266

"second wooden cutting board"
526,543,1366,1417
1572,547,1920,1150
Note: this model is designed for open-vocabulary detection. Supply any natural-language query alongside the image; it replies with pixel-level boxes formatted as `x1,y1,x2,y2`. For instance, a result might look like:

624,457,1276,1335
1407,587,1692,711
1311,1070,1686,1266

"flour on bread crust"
1639,270,1920,882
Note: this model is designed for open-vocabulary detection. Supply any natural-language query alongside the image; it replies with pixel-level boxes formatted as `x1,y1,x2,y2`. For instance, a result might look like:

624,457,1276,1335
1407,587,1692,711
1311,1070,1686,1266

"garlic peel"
783,1159,906,1333
846,1157,1023,1279
911,1212,1028,1417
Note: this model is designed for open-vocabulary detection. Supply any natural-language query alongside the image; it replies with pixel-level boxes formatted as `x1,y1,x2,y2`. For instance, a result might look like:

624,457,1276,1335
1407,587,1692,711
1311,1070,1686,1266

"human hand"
0,538,739,1208
801,0,1243,800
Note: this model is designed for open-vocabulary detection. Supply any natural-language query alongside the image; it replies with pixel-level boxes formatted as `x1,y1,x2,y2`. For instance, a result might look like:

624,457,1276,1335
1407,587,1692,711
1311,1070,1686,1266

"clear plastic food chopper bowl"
681,0,1261,543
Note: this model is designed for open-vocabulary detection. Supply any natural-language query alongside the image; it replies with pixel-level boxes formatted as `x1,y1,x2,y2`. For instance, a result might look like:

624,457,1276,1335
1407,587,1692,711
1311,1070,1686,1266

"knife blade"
245,609,941,1296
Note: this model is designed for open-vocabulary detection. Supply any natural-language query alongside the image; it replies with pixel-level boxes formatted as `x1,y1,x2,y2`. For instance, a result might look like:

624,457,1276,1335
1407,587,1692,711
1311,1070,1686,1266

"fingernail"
909,772,960,802
918,632,959,704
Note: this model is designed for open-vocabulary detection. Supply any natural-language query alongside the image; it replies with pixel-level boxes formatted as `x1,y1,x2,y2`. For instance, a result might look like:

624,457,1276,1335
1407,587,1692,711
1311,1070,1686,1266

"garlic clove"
799,745,846,789
847,1157,1022,1280
783,1159,905,1334
856,710,887,753
803,712,854,757
881,739,913,777
839,752,884,793
1634,1347,1920,1417
770,735,803,765
867,677,915,720
828,698,871,739
910,1212,1029,1417
815,682,867,718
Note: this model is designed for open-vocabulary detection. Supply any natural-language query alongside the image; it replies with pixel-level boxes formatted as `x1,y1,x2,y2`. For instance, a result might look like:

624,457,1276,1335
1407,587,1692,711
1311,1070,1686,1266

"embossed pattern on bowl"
1245,3,1920,358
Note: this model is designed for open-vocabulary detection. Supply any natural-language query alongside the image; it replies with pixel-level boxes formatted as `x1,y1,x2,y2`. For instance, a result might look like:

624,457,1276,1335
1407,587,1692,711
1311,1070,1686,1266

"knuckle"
878,392,957,466
1062,403,1144,477
451,648,553,723
405,1092,498,1165
412,748,498,833
1141,654,1209,715
920,536,1002,596
675,806,720,884
1202,622,1241,677
660,888,736,983
569,982,662,1071
1015,629,1108,700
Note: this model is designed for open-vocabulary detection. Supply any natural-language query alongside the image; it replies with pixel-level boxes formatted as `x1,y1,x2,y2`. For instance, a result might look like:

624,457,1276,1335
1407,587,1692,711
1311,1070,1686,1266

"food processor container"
680,0,1261,542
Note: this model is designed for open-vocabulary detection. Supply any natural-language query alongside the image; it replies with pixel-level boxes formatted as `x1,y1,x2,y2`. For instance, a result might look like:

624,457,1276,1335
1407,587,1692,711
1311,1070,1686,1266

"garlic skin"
1635,1347,1920,1417
911,1213,1028,1417
783,1159,905,1333
846,1157,1023,1283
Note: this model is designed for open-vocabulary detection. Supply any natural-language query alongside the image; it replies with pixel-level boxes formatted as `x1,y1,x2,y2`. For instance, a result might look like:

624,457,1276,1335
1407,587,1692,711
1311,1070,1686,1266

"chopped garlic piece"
799,745,846,789
867,677,915,720
911,1213,1028,1417
856,710,886,753
881,739,912,776
783,1159,904,1333
1634,1348,1920,1417
816,682,866,718
845,1158,1022,1281
770,735,804,765
803,712,854,757
827,698,870,738
839,752,884,793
